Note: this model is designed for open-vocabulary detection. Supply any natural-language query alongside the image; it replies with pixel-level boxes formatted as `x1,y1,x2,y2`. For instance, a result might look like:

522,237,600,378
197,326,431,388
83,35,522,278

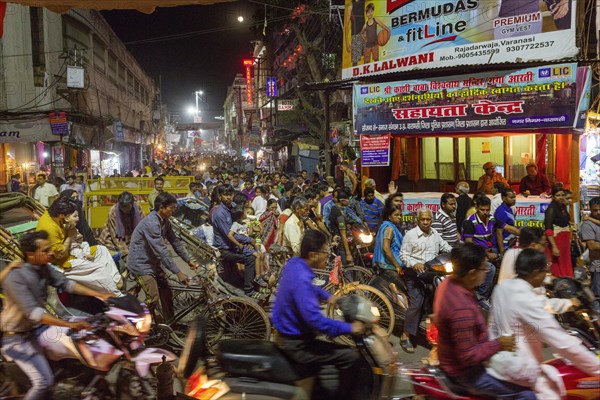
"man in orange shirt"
477,162,509,195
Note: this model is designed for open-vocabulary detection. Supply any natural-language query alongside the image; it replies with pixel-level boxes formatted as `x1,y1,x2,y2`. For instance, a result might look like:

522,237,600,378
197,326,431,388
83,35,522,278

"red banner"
0,3,7,39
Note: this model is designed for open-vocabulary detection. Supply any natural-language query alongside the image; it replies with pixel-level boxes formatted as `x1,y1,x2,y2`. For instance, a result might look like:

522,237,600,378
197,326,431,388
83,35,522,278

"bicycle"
319,254,395,346
127,264,271,353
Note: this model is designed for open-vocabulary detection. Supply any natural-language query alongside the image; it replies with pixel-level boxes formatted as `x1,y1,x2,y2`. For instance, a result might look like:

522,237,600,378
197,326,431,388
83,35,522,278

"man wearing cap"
477,162,509,195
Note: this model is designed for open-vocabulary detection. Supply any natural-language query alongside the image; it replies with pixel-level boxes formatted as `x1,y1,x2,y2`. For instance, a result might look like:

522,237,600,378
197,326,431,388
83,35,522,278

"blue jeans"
454,366,536,399
477,261,496,299
591,271,600,298
1,328,54,400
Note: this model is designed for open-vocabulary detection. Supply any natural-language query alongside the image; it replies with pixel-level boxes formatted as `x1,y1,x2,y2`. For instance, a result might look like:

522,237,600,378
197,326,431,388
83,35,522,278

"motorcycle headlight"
134,313,152,333
444,262,453,273
358,233,373,244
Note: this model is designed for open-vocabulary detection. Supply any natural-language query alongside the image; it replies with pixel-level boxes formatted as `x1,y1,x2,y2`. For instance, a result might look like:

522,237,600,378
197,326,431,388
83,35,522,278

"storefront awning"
0,118,59,143
7,0,234,13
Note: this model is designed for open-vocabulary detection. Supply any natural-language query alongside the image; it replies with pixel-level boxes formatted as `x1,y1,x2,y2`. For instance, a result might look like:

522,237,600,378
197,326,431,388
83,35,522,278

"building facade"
0,4,159,185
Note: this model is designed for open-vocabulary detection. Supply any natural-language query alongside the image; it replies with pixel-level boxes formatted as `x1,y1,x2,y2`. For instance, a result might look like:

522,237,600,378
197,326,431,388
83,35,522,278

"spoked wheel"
201,296,271,353
327,283,395,346
168,290,207,349
344,266,374,284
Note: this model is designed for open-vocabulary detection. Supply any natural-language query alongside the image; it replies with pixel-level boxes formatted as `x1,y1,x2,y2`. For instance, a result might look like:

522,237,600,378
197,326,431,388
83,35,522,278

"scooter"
176,295,398,399
0,295,176,399
368,253,453,343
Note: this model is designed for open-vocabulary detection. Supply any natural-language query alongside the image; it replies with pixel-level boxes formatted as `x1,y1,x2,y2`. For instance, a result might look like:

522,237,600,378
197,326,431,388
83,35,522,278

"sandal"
400,334,416,354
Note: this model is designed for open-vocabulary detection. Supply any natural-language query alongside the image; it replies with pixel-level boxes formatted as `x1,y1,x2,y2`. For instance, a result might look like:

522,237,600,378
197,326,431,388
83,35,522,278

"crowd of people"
1,153,600,400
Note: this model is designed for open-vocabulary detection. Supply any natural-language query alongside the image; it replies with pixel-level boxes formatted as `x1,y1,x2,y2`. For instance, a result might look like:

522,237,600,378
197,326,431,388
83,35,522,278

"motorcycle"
350,222,374,269
400,267,600,399
399,330,600,400
176,295,397,399
368,253,453,343
0,295,176,399
549,269,600,349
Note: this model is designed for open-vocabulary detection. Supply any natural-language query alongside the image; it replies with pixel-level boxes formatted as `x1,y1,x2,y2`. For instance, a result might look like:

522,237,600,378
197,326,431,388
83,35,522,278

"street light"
193,90,206,123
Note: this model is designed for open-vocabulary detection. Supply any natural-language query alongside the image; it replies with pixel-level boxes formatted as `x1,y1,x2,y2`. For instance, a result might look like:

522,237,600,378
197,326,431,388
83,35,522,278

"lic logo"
538,68,551,79
540,203,549,213
360,87,369,95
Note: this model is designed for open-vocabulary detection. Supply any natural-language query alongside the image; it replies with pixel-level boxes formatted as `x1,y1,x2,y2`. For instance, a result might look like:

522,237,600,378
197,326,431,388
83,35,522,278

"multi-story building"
0,4,159,184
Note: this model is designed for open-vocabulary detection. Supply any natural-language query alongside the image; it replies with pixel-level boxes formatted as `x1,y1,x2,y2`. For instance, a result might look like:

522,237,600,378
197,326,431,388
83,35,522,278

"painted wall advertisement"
353,63,581,135
342,0,577,79
360,133,390,166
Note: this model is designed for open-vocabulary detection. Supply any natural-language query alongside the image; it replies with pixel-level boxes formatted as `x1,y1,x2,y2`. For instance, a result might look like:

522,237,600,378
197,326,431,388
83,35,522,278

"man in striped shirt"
432,193,460,247
360,187,384,233
461,196,497,309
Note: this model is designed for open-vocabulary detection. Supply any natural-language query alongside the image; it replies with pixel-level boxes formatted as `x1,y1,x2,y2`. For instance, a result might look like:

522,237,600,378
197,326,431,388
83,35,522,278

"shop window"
30,7,46,87
127,71,134,96
507,134,536,182
92,35,105,74
467,136,504,180
118,62,126,91
63,17,89,64
134,79,141,101
107,52,117,84
421,137,455,180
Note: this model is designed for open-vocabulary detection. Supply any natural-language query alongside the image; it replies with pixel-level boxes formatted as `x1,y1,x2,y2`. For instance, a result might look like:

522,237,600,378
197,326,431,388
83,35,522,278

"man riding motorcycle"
272,229,365,400
1,231,114,400
490,248,600,399
399,207,453,353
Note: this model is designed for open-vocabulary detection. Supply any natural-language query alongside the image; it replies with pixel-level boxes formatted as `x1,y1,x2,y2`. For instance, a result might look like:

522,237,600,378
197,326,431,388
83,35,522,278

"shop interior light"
43,152,48,158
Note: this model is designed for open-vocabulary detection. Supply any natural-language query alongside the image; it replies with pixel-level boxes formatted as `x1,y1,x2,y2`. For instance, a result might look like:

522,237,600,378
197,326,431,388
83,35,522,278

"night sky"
101,1,259,122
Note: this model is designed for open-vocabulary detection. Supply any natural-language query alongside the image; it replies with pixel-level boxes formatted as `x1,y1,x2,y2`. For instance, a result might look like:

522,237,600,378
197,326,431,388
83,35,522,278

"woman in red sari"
544,187,572,277
260,199,280,251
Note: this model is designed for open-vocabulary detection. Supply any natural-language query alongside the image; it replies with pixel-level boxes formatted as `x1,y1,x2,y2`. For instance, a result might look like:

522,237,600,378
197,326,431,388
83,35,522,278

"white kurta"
489,278,600,399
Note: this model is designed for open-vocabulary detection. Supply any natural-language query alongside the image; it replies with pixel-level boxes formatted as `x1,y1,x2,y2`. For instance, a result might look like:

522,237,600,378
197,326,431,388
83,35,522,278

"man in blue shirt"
360,187,384,233
494,188,520,253
211,185,258,297
272,230,364,399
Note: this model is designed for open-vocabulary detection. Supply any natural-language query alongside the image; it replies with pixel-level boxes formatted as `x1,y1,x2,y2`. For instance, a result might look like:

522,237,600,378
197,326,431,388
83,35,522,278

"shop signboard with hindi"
342,0,577,79
353,63,580,135
360,133,390,166
398,193,549,228
48,112,69,136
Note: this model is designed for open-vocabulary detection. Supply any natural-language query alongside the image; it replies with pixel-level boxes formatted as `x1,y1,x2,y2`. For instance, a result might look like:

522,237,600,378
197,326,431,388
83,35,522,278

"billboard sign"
48,112,69,136
342,0,577,79
266,76,277,97
360,133,390,166
353,63,580,135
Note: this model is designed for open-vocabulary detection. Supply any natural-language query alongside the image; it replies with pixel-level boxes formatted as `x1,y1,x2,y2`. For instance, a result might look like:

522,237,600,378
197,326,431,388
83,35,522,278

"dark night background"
102,1,259,122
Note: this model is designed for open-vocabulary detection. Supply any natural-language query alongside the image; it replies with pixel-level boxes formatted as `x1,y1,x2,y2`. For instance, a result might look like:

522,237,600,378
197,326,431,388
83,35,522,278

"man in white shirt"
399,207,452,352
251,186,268,218
489,249,600,399
283,197,309,255
60,174,84,202
33,173,59,207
